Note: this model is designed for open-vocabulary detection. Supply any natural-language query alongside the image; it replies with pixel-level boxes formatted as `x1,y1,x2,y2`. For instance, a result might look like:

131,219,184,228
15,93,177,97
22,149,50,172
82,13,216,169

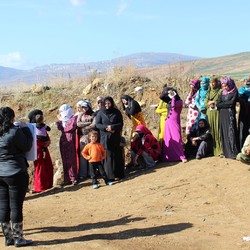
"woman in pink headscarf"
55,104,78,185
185,79,201,137
217,77,239,159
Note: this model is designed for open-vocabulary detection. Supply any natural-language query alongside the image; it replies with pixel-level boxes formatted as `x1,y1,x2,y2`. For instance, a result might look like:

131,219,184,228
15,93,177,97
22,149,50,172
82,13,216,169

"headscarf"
59,104,73,127
198,118,209,134
77,100,85,108
135,125,152,135
221,77,237,95
190,79,201,97
102,96,115,114
121,94,142,117
28,109,43,123
238,80,250,97
160,87,180,104
199,76,210,100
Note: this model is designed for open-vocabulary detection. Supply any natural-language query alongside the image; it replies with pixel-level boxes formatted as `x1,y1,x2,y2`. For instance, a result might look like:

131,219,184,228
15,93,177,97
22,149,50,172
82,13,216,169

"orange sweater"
81,142,106,162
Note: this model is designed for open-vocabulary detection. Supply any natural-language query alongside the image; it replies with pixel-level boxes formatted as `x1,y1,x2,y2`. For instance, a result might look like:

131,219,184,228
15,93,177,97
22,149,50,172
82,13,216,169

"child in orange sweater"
81,131,112,189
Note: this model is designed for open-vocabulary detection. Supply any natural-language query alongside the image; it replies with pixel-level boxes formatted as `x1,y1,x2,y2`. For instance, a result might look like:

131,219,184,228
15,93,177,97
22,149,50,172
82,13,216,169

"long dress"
217,90,239,158
33,139,53,192
95,107,124,180
77,112,95,178
204,87,223,156
238,85,250,149
56,116,78,183
155,100,168,147
162,97,186,162
185,92,199,136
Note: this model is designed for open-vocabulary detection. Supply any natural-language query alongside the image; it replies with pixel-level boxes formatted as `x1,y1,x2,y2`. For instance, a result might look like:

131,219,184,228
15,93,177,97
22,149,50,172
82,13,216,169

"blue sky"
0,0,249,69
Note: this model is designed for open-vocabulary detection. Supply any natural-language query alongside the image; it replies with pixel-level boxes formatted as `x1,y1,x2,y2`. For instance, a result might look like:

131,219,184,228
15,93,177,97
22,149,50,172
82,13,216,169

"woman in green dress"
204,76,222,156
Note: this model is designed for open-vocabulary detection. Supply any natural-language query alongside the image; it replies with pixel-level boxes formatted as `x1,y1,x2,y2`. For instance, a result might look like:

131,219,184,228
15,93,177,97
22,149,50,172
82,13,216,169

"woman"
185,118,213,159
238,79,250,148
185,79,200,137
160,87,187,162
121,95,146,137
0,107,33,247
195,76,210,121
28,109,54,192
55,104,78,185
155,99,168,148
217,77,239,158
76,100,95,179
204,77,223,156
95,96,124,180
130,125,161,168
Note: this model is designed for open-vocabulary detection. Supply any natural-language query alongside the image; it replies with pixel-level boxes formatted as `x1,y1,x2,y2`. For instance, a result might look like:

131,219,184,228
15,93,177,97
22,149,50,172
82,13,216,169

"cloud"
116,0,128,16
0,52,23,68
69,0,85,6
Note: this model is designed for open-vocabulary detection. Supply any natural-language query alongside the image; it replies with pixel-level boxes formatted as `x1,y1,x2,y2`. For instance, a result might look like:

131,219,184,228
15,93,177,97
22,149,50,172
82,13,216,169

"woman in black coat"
0,107,33,247
95,96,124,180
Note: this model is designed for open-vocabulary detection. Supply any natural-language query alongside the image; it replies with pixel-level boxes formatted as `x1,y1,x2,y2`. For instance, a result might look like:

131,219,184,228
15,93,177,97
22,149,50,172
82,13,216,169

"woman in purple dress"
55,104,78,185
160,87,187,163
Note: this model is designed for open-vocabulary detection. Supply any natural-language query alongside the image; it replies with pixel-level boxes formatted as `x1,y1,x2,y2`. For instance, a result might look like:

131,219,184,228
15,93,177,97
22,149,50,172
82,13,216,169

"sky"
0,0,250,70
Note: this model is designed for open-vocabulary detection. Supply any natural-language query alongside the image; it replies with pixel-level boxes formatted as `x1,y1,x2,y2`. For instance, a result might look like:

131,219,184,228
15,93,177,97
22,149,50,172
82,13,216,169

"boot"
12,222,33,247
1,222,14,246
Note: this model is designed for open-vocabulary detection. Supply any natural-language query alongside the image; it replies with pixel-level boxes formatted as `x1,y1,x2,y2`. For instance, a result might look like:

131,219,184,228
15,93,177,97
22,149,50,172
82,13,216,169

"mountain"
0,52,200,86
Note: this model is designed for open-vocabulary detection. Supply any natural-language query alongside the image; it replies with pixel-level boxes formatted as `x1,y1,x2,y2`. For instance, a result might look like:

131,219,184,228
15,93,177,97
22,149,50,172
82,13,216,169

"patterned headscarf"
221,77,237,95
190,79,201,92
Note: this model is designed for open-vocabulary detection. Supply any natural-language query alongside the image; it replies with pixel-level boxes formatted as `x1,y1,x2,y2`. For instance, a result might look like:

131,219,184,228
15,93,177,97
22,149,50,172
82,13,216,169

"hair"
88,130,99,141
0,107,15,136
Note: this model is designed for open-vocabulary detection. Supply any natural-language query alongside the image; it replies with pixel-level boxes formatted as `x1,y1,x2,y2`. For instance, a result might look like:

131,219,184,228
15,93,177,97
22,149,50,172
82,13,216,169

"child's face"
90,135,98,143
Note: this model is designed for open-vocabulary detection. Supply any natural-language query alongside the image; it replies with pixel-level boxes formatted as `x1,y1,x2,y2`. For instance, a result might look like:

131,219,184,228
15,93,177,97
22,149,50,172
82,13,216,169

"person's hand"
44,140,51,147
14,121,27,128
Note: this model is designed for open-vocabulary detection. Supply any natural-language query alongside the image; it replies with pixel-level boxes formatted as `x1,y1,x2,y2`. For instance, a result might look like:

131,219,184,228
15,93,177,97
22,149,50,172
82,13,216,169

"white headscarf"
59,104,73,127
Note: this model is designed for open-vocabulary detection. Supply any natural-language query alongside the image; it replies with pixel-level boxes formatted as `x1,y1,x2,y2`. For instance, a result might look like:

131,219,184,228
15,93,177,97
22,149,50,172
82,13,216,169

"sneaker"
72,180,78,185
182,159,188,163
106,181,113,186
196,155,202,160
92,184,99,189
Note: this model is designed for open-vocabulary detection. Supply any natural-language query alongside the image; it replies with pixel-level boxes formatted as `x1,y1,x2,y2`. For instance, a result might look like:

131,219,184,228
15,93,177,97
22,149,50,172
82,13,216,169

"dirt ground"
1,156,250,250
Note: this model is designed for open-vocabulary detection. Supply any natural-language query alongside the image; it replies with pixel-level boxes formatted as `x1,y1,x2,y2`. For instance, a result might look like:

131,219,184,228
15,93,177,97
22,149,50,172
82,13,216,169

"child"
81,130,112,189
35,113,51,158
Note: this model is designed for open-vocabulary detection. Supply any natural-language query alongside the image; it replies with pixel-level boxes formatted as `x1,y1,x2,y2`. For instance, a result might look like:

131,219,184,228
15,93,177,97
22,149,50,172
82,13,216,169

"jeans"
0,172,29,223
89,162,109,184
131,151,156,168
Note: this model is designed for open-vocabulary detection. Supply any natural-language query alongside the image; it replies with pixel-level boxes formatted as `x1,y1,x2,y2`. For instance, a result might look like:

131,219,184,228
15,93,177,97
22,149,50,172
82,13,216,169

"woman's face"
77,105,83,112
210,81,216,88
121,99,127,104
222,83,229,91
105,100,112,109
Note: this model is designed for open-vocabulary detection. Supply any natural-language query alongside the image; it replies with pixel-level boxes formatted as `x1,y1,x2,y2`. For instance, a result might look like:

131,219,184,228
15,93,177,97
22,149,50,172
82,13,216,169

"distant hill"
0,52,200,86
1,51,250,86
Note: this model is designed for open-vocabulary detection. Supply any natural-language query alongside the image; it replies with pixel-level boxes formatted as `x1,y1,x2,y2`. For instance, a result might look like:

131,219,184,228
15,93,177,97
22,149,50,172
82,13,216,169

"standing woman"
217,77,239,158
204,77,223,156
0,107,33,247
185,79,200,137
76,101,95,179
160,87,187,163
121,95,146,138
195,76,210,121
28,109,54,192
55,104,78,185
95,96,124,180
238,79,250,148
155,99,168,148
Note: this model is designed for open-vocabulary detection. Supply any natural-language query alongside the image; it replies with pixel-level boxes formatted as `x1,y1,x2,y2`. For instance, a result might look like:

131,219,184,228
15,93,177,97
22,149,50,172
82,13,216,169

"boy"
81,131,112,188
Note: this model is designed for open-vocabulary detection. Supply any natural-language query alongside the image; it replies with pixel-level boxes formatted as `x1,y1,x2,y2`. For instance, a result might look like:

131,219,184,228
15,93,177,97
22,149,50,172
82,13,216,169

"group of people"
184,75,250,162
0,75,249,247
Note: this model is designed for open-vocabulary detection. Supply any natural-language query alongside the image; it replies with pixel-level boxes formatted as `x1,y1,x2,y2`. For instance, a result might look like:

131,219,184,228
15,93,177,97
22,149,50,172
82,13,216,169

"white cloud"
69,0,85,6
116,0,128,16
0,52,23,68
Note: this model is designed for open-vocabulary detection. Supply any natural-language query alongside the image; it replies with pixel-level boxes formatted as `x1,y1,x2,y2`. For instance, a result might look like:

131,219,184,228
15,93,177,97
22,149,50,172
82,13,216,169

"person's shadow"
24,215,193,246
